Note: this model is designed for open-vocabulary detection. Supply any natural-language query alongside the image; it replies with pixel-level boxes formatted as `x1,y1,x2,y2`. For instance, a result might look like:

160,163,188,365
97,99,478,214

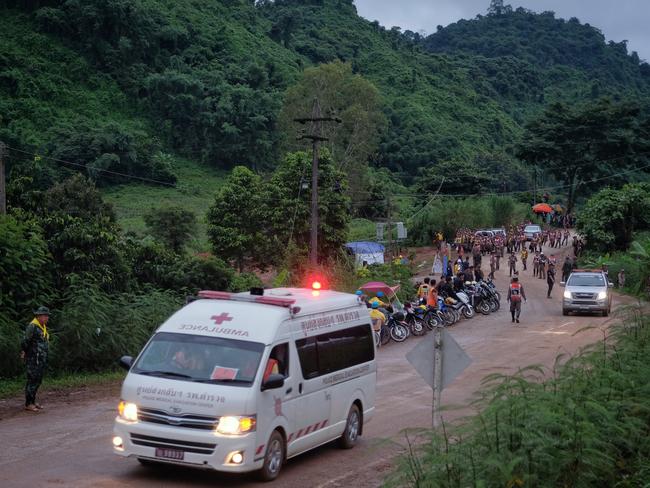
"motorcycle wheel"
409,318,427,336
489,299,498,313
390,323,409,342
462,305,475,319
494,291,502,301
478,301,491,315
380,326,391,346
443,311,455,326
494,298,501,311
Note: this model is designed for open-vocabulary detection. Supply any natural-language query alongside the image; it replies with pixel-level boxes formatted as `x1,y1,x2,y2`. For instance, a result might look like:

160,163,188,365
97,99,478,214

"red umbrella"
532,203,553,214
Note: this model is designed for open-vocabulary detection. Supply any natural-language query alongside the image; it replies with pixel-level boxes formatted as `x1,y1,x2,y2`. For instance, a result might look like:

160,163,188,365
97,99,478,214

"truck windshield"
568,274,605,287
132,332,264,385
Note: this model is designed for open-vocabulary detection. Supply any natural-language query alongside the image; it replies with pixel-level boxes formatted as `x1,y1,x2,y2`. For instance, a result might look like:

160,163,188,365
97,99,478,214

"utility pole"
386,194,393,264
294,99,341,268
0,142,6,215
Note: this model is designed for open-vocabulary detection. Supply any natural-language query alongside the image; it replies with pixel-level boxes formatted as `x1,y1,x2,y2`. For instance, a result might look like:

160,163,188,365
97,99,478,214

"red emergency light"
311,281,322,290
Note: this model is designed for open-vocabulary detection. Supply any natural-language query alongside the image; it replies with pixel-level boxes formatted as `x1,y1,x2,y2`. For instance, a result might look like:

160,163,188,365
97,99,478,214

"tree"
278,61,386,193
144,206,198,254
206,166,267,271
517,100,646,213
576,183,650,252
263,151,350,266
416,159,495,195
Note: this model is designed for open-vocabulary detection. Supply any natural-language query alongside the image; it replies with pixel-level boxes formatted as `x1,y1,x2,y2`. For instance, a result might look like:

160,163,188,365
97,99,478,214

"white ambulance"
112,287,376,481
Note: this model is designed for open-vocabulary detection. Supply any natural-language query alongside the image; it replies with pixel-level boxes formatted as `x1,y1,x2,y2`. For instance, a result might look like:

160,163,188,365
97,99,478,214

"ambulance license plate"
155,448,184,460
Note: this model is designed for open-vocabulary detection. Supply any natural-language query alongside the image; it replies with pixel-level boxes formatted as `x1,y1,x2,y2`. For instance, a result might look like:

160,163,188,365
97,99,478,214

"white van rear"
112,288,376,481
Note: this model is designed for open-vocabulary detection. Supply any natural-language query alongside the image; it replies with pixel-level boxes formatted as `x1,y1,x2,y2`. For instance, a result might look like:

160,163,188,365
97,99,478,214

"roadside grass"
388,304,650,487
102,157,227,252
0,370,125,400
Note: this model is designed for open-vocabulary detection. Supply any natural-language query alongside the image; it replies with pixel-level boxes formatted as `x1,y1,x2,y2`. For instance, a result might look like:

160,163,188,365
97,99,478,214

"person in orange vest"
507,276,527,324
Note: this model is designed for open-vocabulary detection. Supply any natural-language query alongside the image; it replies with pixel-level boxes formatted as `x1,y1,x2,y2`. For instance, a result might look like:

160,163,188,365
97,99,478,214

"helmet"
371,302,379,309
355,290,363,296
377,291,384,297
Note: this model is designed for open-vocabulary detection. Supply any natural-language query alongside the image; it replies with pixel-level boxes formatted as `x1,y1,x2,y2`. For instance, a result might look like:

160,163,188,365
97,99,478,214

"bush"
389,309,650,487
49,277,182,373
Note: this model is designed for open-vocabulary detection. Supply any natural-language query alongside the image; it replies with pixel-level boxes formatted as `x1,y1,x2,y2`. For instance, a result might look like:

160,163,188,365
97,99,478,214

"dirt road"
0,242,629,488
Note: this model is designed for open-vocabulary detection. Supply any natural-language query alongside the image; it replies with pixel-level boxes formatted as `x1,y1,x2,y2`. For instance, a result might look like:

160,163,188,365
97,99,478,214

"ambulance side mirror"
262,374,285,391
119,355,133,371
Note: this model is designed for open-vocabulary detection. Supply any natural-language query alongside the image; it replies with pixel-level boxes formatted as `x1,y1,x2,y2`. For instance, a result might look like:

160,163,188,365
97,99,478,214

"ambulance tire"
259,430,285,482
339,403,361,449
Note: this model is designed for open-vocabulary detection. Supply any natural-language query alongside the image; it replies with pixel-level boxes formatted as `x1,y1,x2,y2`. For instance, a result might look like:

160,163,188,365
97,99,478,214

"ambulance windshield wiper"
138,370,194,379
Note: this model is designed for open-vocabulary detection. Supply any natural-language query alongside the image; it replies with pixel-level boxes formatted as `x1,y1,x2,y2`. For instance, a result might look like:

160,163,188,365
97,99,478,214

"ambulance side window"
269,343,289,377
295,337,319,379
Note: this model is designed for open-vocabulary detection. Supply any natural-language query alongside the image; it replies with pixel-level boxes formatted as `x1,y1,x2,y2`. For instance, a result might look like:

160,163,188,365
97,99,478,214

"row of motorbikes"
374,279,502,347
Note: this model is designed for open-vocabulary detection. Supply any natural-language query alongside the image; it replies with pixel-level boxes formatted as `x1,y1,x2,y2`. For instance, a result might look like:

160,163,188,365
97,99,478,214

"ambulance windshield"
133,332,265,385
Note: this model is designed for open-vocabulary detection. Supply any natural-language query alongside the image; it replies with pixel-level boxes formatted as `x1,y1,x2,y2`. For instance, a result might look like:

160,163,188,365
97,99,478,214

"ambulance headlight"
216,415,256,435
563,290,572,299
118,401,138,422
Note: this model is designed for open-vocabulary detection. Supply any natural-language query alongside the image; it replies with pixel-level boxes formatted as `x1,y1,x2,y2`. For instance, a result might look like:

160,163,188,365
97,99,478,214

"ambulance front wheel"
339,403,361,449
259,430,285,482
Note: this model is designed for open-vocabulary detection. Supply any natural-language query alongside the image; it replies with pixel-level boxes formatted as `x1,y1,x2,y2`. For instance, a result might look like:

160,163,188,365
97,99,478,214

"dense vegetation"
391,309,650,487
3,0,649,186
2,0,650,382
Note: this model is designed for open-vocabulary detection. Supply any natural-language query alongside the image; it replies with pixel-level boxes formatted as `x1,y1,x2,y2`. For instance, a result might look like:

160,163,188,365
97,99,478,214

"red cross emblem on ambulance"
211,313,233,325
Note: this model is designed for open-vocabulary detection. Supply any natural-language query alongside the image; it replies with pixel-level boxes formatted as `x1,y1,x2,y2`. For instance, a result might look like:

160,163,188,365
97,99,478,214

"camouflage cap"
33,306,50,316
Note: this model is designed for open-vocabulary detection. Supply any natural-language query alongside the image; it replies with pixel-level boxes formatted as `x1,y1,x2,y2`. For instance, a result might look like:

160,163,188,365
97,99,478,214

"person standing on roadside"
507,276,527,323
508,251,518,277
489,252,497,280
539,252,547,280
562,256,573,283
618,269,626,289
21,306,51,412
520,248,528,271
547,262,556,298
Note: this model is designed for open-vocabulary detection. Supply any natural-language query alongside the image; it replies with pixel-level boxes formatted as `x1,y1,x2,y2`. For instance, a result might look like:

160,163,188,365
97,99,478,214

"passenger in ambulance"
263,343,288,382
172,345,206,372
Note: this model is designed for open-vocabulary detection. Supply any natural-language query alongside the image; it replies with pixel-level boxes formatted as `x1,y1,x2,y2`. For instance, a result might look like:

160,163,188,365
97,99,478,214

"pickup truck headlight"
118,401,138,422
216,415,257,435
563,290,572,299
597,291,607,300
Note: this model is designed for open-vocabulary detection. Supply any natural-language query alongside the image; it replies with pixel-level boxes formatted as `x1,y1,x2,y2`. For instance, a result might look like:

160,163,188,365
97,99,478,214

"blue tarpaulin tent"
345,241,385,266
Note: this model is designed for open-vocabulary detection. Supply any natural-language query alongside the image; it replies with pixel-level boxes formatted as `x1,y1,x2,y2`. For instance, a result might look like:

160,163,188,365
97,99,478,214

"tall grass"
389,305,650,487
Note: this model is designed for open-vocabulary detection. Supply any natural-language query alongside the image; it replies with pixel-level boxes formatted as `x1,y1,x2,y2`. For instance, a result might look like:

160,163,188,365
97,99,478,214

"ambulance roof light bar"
198,290,296,308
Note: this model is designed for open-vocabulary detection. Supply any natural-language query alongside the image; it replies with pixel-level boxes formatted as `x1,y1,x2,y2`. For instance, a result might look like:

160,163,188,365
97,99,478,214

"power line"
5,145,177,187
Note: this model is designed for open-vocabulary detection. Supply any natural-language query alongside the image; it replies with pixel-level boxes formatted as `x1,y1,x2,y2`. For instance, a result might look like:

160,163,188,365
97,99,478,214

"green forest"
1,0,650,380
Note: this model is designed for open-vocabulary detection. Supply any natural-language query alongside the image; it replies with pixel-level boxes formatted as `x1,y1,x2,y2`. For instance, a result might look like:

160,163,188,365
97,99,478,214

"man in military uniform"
21,306,51,412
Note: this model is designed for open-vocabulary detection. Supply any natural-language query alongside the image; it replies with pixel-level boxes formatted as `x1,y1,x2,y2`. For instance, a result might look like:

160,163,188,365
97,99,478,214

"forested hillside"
424,4,650,117
4,0,648,188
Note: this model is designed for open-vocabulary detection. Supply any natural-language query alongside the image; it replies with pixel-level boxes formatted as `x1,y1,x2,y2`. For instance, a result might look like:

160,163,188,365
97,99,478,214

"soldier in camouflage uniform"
21,306,50,412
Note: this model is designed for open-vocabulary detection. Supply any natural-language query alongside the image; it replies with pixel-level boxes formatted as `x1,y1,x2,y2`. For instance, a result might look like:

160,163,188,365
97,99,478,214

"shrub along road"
0,241,635,488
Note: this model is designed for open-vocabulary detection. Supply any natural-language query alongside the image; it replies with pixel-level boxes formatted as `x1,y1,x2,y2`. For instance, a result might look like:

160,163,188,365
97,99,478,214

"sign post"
406,327,472,428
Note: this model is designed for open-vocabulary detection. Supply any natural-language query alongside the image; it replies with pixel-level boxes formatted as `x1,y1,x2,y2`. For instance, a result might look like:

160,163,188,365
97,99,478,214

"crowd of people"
419,221,585,325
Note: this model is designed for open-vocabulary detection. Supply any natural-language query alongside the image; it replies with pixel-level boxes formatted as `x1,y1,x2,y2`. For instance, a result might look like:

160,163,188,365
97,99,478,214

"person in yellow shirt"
416,277,431,304
368,291,389,309
369,302,386,332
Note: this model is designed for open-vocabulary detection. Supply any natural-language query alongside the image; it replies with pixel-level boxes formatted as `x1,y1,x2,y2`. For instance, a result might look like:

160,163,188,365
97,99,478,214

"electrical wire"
5,145,178,187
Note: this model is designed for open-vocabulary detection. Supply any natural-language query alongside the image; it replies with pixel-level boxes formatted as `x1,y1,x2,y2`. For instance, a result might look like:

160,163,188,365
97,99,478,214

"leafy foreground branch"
389,306,650,487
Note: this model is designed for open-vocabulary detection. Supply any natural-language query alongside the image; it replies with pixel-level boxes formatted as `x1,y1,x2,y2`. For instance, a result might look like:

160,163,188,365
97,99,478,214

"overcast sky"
354,0,650,62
